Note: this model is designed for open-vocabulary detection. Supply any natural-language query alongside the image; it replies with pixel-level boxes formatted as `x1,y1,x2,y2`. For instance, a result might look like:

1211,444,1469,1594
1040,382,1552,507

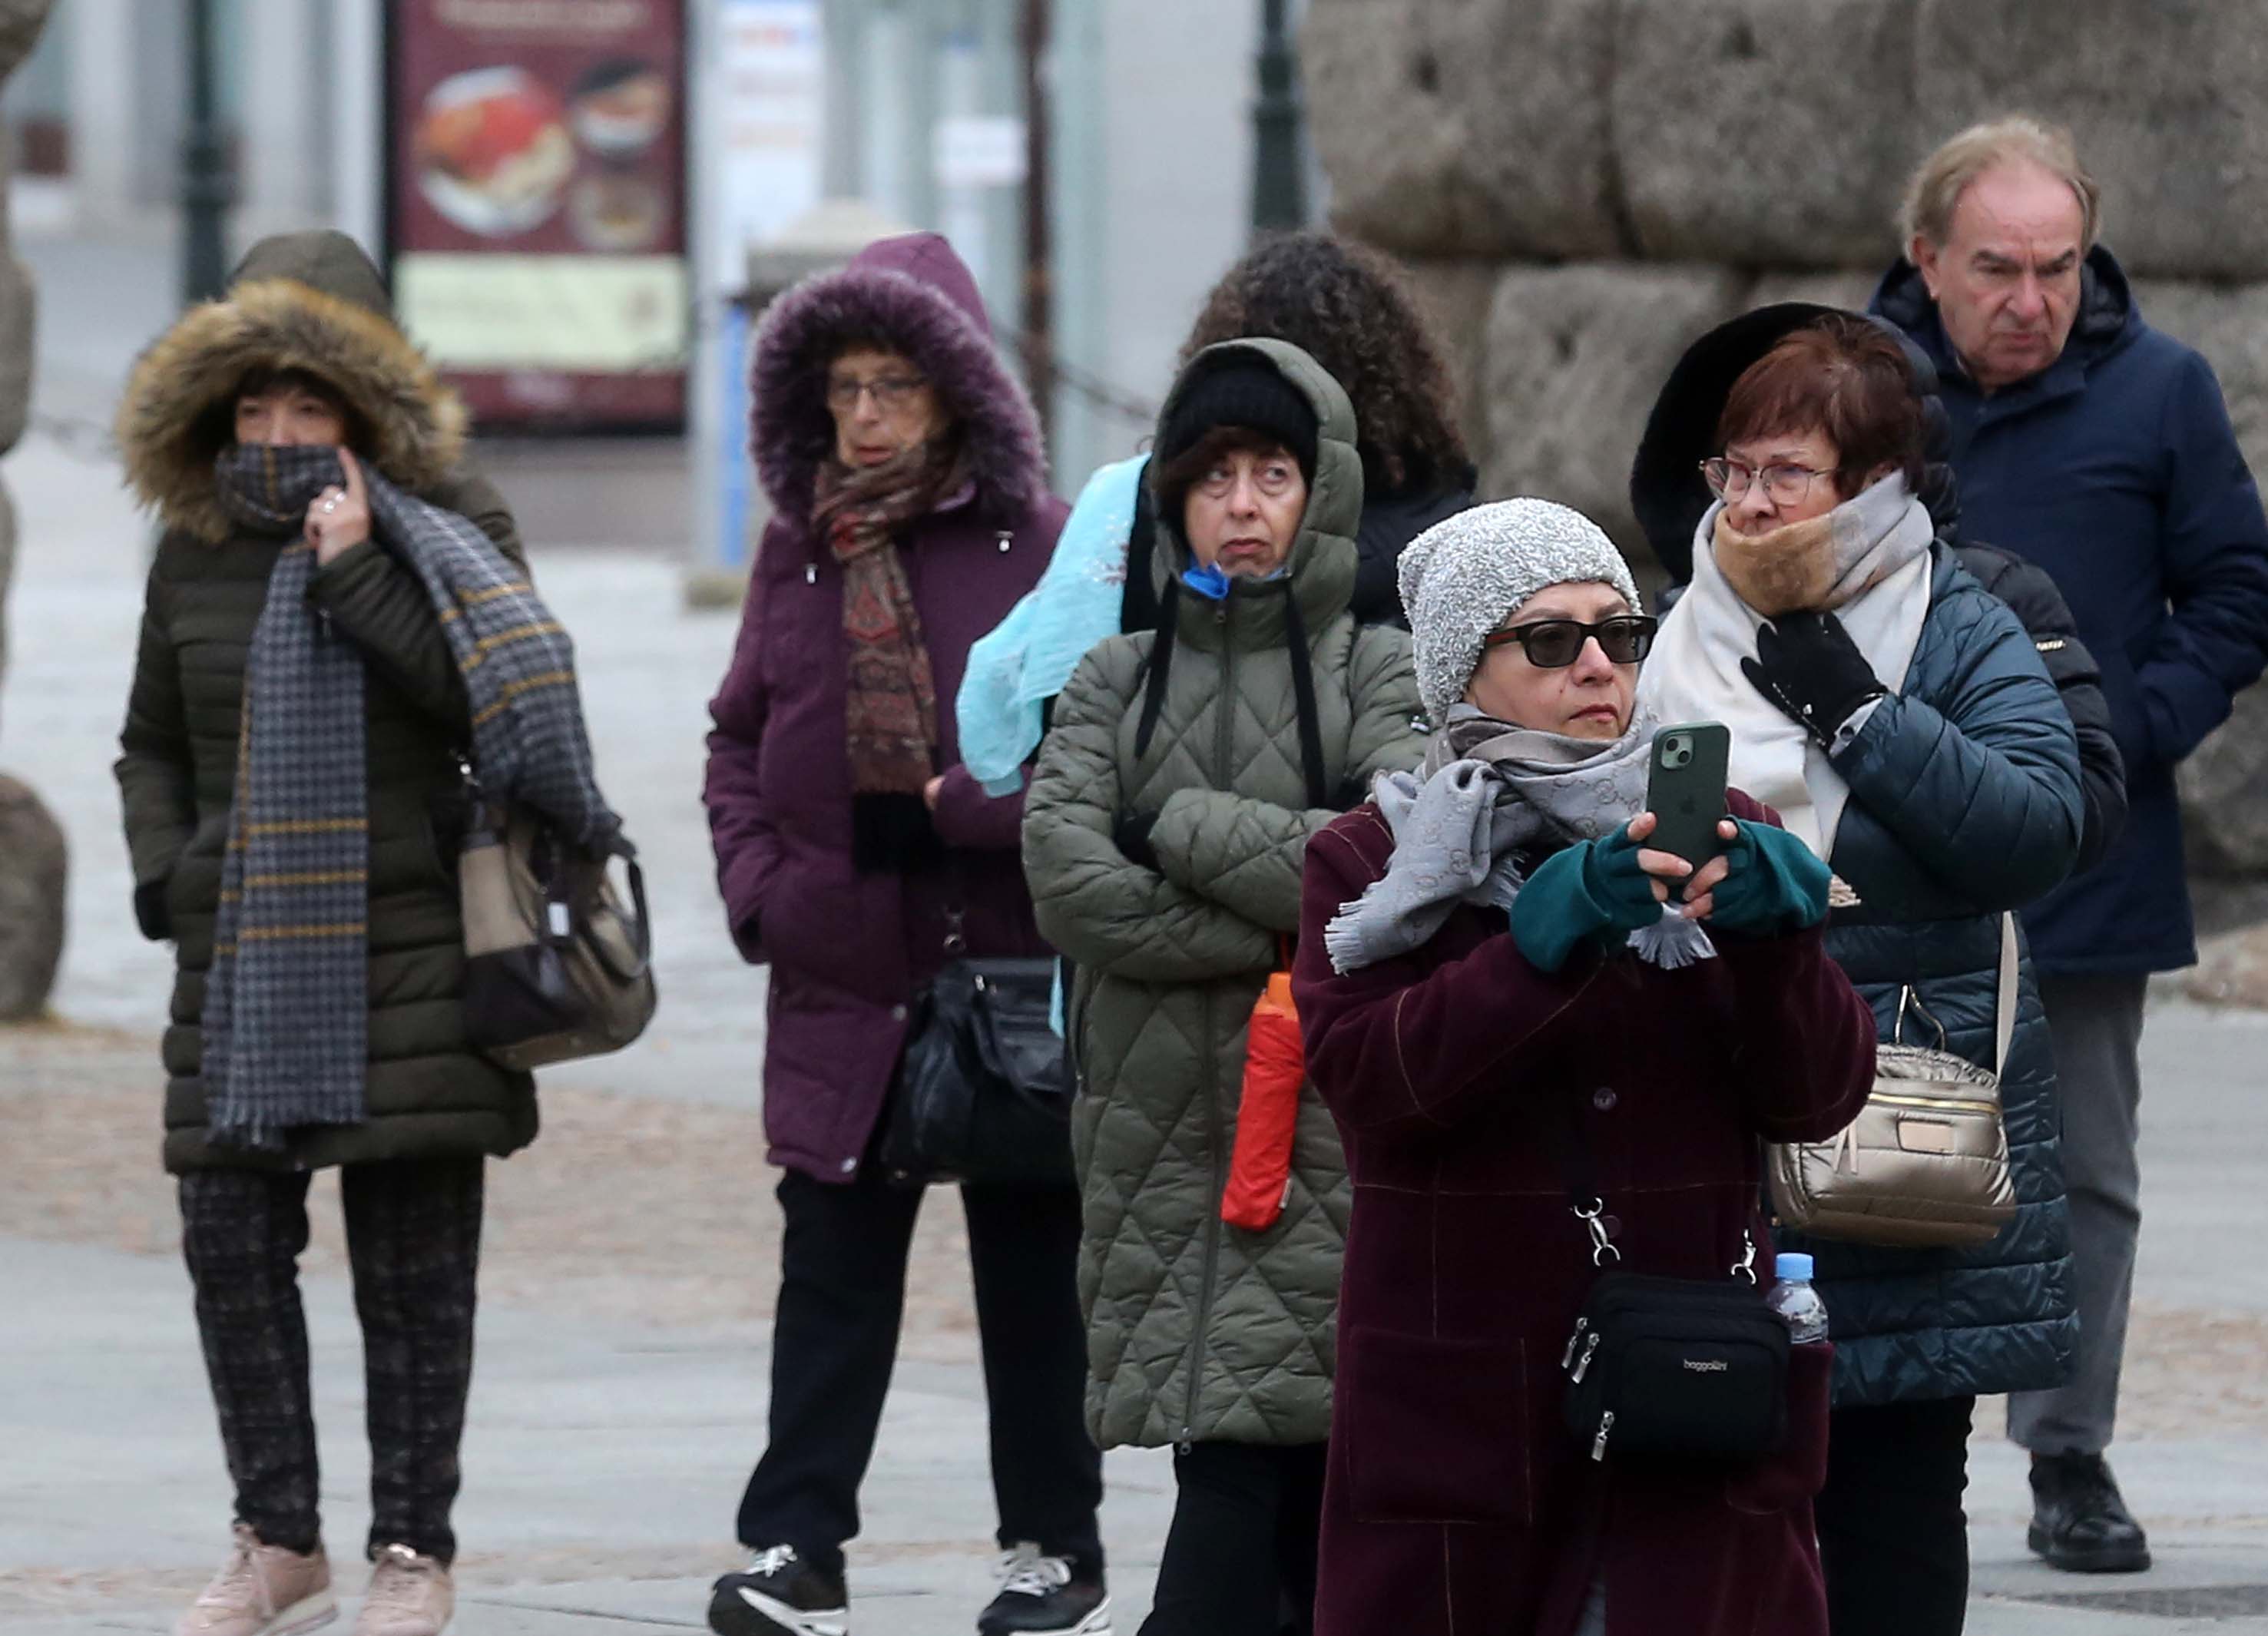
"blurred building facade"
2,0,1310,488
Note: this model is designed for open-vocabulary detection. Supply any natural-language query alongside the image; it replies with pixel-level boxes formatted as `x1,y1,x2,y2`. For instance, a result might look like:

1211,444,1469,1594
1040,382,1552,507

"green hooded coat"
1022,339,1426,1449
114,230,535,1174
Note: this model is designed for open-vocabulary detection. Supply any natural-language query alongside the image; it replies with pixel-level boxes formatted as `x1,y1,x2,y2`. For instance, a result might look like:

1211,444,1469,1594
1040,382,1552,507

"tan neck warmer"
1712,472,1930,616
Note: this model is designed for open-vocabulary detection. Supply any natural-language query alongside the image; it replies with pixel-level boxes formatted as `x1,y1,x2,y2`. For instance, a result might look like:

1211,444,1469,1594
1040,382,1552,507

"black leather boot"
2028,1452,2152,1573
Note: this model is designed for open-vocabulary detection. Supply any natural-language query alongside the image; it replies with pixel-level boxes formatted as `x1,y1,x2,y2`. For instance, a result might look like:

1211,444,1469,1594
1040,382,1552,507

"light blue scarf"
955,455,1148,796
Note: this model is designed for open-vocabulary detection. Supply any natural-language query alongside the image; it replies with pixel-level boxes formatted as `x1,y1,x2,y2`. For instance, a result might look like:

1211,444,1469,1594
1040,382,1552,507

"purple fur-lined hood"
750,231,1046,523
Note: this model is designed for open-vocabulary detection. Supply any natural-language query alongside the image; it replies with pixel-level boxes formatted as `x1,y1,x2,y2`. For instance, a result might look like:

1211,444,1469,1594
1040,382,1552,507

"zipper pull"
996,529,1012,552
1571,1331,1602,1384
803,561,817,585
1591,1410,1614,1462
1561,1316,1589,1371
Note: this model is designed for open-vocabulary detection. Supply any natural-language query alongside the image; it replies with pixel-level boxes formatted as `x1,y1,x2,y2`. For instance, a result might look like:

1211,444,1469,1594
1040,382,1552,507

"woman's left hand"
306,449,372,566
1674,819,1742,919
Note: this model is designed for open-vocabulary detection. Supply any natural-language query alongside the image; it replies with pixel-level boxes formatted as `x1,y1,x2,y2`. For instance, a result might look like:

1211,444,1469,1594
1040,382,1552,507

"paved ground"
7,232,2268,1633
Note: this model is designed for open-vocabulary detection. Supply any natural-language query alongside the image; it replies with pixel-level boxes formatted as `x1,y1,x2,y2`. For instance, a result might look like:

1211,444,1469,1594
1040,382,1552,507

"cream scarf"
1638,475,1935,860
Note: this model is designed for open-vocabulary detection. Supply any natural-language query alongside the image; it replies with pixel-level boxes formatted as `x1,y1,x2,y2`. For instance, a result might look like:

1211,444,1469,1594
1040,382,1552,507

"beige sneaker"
176,1524,337,1636
354,1544,453,1636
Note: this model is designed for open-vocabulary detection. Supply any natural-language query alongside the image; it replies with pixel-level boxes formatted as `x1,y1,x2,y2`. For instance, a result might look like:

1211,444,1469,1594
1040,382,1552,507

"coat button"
1591,1086,1618,1113
891,1003,909,1022
841,1158,857,1174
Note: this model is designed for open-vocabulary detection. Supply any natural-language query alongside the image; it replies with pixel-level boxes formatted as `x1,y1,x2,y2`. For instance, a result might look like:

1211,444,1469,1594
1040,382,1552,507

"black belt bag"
1560,1270,1789,1465
1552,1101,1787,1467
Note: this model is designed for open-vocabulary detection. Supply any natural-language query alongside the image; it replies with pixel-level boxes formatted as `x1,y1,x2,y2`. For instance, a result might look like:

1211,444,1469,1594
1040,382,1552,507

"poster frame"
379,0,694,438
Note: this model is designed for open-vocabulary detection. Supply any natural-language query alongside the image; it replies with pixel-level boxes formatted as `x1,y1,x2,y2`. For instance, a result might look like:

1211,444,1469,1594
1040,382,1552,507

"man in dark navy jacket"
1876,116,2268,1579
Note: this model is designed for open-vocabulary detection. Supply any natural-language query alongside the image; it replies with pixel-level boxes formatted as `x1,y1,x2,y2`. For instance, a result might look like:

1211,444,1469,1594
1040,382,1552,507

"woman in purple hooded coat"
703,233,1108,1636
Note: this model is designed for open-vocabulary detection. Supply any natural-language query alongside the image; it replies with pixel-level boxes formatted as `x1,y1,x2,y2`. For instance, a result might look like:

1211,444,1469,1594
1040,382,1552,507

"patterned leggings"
177,1157,484,1564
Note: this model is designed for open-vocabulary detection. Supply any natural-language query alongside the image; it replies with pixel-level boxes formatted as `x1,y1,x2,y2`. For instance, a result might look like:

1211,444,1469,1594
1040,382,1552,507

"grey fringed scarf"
1323,704,1716,975
202,442,619,1151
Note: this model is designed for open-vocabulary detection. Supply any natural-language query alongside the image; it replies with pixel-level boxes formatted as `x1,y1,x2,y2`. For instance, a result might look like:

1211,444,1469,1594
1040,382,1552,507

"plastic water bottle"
1767,1252,1829,1345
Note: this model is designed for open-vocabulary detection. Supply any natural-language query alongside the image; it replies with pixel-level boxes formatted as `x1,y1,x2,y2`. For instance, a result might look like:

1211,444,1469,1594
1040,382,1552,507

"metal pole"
1020,0,1054,446
180,0,235,303
1251,0,1306,234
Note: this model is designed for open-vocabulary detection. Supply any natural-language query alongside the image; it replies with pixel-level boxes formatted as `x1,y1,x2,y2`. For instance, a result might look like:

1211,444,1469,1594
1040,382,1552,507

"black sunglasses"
1481,614,1657,668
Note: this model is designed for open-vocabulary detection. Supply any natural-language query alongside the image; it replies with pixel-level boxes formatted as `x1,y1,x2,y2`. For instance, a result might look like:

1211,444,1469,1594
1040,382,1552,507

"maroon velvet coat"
704,233,1068,1182
1292,792,1876,1636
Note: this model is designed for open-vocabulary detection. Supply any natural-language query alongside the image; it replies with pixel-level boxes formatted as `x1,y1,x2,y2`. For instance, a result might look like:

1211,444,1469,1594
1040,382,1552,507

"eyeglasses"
1481,614,1657,668
1701,455,1833,507
826,373,929,413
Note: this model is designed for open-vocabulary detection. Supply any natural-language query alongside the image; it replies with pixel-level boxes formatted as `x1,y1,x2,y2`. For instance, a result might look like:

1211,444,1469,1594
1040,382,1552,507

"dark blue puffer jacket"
1872,249,2268,975
1786,545,2084,1408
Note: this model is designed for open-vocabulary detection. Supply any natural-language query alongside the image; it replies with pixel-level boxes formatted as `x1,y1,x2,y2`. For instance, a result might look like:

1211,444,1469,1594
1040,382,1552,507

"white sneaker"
353,1544,453,1636
176,1525,337,1636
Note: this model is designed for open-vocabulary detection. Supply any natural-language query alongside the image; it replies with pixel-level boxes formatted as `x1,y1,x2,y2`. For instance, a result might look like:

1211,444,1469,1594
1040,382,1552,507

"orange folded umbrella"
1222,965,1306,1232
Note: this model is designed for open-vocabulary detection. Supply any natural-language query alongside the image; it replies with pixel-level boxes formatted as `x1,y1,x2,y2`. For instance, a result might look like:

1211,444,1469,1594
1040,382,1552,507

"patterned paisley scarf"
813,436,969,870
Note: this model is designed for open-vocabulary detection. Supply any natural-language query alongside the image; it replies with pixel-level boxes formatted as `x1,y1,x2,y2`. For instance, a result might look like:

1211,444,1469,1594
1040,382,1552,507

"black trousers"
1815,1394,1976,1636
736,1165,1104,1581
1140,1440,1326,1636
178,1157,485,1565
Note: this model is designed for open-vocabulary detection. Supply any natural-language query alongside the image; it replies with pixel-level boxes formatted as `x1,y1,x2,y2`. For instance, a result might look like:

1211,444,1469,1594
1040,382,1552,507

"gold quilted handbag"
1769,915,2018,1249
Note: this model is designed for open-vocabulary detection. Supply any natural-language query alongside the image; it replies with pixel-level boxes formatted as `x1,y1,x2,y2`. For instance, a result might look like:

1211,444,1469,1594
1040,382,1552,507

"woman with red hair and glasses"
1636,310,2085,1636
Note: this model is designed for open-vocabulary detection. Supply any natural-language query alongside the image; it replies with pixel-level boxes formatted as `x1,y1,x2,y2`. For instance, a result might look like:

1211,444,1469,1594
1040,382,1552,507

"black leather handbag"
1552,1098,1788,1467
879,952,1074,1189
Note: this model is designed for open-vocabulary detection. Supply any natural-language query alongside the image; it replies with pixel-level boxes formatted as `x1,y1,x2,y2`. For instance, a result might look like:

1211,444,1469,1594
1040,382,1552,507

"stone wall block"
1915,0,2268,281
1306,0,1621,258
1480,263,1749,576
1396,258,1502,474
0,770,65,1020
1613,0,1923,268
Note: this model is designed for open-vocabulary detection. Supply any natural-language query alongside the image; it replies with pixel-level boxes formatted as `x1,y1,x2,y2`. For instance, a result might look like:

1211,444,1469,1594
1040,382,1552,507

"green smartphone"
1645,721,1732,870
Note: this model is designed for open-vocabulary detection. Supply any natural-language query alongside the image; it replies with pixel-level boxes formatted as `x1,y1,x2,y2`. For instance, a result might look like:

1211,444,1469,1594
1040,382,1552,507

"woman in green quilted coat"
1022,339,1425,1635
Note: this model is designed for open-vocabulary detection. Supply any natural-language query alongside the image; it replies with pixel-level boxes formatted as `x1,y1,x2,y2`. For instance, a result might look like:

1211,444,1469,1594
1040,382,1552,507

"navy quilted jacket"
1789,545,2084,1408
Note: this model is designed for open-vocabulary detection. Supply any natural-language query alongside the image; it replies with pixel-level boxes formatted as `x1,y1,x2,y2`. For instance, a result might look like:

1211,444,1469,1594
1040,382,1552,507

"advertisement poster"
388,0,689,431
714,0,823,290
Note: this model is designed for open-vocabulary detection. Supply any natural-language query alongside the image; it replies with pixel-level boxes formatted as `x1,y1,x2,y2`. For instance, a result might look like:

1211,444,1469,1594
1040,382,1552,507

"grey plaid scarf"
1323,704,1714,975
204,444,618,1150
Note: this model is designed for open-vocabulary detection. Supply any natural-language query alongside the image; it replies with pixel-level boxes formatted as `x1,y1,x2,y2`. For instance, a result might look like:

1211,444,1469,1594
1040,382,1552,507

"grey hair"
1899,115,2101,254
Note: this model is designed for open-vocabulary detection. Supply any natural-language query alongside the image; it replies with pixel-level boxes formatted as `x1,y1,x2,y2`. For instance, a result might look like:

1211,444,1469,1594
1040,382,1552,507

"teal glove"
1705,819,1832,936
1511,828,1661,974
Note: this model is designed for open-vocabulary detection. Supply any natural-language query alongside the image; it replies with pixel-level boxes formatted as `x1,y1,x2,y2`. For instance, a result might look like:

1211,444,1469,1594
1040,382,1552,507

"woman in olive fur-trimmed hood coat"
115,229,535,1175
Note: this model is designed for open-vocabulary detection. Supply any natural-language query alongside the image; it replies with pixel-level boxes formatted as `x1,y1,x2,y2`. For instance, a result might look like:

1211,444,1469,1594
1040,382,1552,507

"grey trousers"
2007,972,2149,1458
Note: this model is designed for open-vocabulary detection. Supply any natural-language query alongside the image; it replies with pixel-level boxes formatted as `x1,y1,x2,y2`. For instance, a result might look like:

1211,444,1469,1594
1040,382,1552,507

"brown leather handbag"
459,800,656,1071
1768,914,2018,1249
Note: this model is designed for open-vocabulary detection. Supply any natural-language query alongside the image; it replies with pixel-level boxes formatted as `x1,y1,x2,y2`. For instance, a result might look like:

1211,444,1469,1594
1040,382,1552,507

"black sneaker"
976,1545,1111,1636
2028,1452,2153,1574
708,1545,849,1636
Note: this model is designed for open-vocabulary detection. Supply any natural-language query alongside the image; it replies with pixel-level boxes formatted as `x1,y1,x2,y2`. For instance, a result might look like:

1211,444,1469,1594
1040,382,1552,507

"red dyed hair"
1716,315,1925,499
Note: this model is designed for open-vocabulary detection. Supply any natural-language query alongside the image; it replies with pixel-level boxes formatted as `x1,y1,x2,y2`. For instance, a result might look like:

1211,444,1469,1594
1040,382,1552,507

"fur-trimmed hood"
117,230,467,544
749,231,1046,524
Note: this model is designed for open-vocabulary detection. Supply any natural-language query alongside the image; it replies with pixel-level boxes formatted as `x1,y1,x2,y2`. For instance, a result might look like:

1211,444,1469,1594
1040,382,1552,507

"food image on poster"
571,58,672,157
414,66,575,237
389,0,688,429
570,174,665,251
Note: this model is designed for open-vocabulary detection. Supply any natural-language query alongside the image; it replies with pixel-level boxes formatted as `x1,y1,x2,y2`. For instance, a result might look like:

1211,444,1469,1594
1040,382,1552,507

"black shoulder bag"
1554,1095,1789,1466
878,909,1074,1189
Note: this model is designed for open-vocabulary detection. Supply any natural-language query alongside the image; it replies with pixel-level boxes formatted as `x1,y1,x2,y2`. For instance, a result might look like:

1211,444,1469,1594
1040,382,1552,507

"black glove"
1740,611,1886,750
1114,810,1160,871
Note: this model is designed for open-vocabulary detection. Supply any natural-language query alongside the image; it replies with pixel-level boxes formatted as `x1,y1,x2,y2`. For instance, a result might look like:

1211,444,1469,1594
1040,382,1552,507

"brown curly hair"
1180,232,1471,494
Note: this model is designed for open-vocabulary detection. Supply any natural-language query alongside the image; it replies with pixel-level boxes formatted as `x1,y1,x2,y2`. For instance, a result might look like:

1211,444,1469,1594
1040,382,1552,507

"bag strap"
1991,911,2018,1078
1548,1084,1759,1281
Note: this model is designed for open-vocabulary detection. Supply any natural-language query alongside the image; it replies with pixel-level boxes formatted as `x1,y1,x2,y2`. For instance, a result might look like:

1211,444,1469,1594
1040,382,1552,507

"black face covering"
211,442,348,537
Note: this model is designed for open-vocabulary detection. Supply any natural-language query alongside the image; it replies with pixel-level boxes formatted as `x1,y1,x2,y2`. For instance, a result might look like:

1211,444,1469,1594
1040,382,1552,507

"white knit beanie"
1399,498,1643,727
